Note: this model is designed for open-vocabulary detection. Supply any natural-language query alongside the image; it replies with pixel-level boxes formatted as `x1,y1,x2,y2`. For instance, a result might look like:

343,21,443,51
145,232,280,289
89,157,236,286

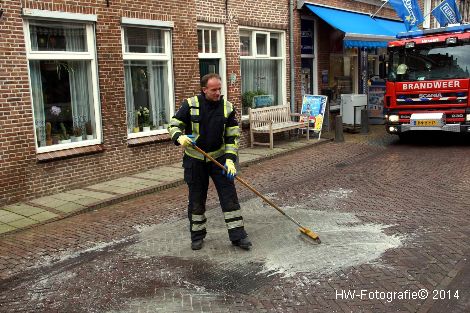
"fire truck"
384,24,470,138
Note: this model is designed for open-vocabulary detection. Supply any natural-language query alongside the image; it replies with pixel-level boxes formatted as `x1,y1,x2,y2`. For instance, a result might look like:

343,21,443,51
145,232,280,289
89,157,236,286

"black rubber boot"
232,237,252,250
191,239,204,250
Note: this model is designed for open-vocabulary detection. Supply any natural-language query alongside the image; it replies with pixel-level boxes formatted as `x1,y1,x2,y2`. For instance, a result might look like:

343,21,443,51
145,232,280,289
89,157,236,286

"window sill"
37,144,105,162
127,133,171,146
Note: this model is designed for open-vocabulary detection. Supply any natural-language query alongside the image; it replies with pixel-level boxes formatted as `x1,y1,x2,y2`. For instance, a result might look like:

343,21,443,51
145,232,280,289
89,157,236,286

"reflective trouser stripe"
191,213,206,232
191,223,206,232
224,210,242,220
192,214,206,222
226,219,244,229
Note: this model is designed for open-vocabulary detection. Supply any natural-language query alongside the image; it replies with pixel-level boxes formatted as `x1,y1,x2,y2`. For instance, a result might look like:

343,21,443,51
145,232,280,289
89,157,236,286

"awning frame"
298,1,406,48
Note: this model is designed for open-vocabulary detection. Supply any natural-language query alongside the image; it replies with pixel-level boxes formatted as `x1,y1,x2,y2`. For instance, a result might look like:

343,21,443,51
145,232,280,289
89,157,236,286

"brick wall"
0,0,293,205
1,0,201,205
0,0,429,205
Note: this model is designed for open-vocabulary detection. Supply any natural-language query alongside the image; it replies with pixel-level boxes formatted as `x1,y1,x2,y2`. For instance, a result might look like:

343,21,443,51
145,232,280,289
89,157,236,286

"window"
25,19,101,151
239,28,285,115
122,25,174,137
197,24,227,96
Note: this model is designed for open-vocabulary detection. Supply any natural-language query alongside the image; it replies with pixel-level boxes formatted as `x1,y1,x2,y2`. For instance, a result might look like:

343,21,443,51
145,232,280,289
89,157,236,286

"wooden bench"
249,105,309,149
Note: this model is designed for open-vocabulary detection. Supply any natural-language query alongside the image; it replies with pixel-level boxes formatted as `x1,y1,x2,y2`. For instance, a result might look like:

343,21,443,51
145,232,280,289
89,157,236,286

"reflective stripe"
184,145,225,161
224,210,242,220
191,214,206,222
225,144,238,155
169,117,186,139
226,220,244,229
225,126,239,137
189,96,200,139
192,222,206,232
224,99,233,118
170,117,186,128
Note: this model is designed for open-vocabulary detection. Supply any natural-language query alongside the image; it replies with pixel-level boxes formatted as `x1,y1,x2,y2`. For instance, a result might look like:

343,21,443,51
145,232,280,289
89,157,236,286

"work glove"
177,134,195,147
222,159,237,181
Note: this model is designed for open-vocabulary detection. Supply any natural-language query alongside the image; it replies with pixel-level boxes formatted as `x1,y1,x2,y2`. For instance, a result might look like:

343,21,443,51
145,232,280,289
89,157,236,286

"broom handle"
193,145,304,229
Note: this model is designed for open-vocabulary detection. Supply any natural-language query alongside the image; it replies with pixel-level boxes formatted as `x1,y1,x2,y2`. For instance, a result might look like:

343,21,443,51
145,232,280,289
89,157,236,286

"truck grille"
396,92,467,106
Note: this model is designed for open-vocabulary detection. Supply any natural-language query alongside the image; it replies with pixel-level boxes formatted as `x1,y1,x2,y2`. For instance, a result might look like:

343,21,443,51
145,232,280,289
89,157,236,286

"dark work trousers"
183,155,247,242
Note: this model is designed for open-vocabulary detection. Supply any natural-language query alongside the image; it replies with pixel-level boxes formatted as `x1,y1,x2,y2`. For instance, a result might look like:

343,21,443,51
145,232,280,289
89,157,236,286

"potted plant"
139,106,151,132
85,121,94,140
133,111,140,133
45,122,52,146
59,122,71,144
71,126,83,142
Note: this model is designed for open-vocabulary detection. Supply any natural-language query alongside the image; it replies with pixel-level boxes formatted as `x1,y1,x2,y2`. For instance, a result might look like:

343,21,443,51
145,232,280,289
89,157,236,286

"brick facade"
0,0,452,205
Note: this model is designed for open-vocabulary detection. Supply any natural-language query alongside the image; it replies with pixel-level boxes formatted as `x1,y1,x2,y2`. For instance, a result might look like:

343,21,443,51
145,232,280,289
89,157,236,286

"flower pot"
71,136,82,142
133,127,140,133
59,139,71,144
143,126,151,132
86,135,94,140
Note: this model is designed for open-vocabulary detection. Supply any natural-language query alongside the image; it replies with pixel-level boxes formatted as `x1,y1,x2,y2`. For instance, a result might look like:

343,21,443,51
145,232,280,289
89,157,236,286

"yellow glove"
177,135,195,147
223,159,237,180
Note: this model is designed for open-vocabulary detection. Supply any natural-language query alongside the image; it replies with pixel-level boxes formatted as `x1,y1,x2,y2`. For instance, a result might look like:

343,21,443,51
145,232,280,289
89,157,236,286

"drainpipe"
289,0,295,113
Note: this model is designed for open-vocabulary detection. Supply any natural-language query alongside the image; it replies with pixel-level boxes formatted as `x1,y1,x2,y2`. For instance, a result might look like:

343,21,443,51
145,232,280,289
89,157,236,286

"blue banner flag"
389,0,425,31
432,0,462,26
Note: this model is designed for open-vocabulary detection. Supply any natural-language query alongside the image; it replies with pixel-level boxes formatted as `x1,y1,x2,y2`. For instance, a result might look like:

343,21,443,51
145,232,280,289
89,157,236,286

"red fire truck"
384,24,470,138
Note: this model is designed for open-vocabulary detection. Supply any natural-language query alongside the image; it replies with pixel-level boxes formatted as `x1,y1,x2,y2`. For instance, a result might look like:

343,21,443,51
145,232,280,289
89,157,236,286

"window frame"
23,16,102,153
197,23,227,97
239,27,287,118
121,23,174,139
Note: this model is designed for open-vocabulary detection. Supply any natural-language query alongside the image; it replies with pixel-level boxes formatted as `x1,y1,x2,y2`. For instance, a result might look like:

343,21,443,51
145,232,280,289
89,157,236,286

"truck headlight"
388,115,399,122
466,114,470,122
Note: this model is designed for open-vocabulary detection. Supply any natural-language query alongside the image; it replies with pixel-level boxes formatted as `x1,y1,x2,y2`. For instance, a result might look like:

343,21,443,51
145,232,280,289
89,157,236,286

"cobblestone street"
0,130,469,312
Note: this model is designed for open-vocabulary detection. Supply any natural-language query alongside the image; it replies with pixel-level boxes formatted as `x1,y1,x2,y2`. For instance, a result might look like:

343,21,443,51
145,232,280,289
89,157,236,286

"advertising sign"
300,95,327,131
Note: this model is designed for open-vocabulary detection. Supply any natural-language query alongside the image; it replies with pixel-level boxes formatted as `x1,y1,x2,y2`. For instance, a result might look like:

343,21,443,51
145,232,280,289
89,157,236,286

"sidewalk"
0,135,333,236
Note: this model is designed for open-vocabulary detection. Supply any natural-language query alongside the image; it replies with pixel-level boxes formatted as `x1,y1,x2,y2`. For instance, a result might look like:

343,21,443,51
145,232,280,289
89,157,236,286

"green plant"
85,121,93,136
46,122,52,140
73,126,82,137
138,106,151,127
242,90,267,110
59,122,70,140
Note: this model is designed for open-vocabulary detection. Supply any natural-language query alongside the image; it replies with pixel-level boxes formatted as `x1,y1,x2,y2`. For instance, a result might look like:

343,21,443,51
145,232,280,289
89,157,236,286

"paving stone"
6,218,38,228
53,202,85,213
0,223,16,234
67,189,115,200
0,211,25,223
30,196,69,209
2,203,46,217
29,211,59,222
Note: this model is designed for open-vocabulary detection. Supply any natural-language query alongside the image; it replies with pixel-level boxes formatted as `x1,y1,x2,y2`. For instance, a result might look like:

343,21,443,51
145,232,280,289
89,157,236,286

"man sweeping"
168,73,252,251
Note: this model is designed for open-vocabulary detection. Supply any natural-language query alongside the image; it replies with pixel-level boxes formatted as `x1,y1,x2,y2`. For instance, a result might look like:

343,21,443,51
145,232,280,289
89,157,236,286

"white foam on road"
129,192,405,278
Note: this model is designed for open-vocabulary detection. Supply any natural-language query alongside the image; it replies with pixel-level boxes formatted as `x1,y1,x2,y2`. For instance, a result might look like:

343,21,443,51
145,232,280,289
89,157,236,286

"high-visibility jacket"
168,94,240,162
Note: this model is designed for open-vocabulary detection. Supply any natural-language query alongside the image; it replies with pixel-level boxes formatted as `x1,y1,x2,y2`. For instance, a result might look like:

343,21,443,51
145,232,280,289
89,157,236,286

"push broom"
192,144,321,244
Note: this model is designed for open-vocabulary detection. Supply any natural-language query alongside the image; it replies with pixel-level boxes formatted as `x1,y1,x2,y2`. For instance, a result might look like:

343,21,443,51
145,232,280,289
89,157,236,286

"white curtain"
124,64,135,133
66,28,89,135
241,59,279,105
29,27,46,147
30,61,46,147
149,62,167,127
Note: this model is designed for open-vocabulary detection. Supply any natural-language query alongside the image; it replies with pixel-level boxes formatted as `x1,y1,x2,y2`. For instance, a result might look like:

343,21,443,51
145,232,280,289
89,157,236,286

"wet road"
0,130,469,312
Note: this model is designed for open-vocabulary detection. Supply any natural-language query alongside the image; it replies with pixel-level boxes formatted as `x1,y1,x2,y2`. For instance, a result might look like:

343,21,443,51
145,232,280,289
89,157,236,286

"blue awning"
305,4,407,48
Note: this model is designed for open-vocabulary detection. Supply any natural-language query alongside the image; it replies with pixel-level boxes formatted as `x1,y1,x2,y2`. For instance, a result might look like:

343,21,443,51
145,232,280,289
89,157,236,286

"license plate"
415,120,438,126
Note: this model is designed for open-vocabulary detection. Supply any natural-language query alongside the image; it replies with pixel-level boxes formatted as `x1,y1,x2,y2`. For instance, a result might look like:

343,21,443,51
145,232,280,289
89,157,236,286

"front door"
199,59,219,79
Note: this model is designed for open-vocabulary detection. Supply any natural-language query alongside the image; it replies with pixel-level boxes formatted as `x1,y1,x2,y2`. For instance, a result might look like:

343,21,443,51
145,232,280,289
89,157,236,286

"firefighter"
168,73,252,251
